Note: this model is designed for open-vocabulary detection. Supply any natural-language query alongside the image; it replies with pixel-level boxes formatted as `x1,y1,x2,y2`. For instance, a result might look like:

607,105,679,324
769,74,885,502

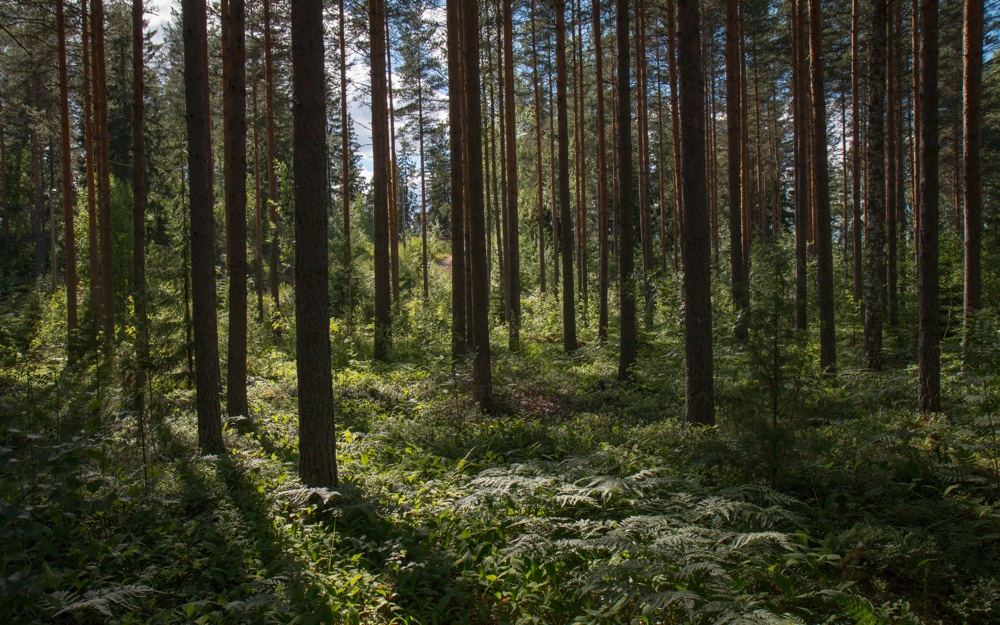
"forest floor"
3,282,1000,624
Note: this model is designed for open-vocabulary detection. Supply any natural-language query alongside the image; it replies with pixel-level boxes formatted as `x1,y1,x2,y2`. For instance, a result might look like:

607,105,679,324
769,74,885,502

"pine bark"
531,1,546,295
916,0,940,413
963,0,983,353
339,0,352,323
131,0,149,420
808,0,837,372
616,0,634,378
678,0,714,426
291,0,338,487
725,0,747,327
851,0,862,303
82,0,101,336
225,0,248,418
557,0,578,353
447,0,467,360
181,0,224,453
593,0,609,340
264,0,281,314
503,0,520,350
863,0,886,371
373,0,392,361
93,0,114,341
57,0,77,342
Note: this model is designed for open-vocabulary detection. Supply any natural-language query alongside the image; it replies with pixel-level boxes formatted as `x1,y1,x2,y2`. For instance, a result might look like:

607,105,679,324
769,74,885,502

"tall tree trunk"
557,0,578,353
549,47,559,290
808,0,837,372
131,0,149,427
82,0,101,336
792,0,808,329
252,80,265,323
57,0,77,343
448,0,467,360
725,0,747,329
264,0,281,315
667,0,682,269
418,72,429,300
461,0,493,408
916,0,939,413
851,0,862,303
291,0,338,487
373,0,392,360
30,78,44,281
224,0,248,418
863,0,886,371
616,0,634,378
636,0,654,302
593,0,609,340
340,0,351,324
502,0,520,350
0,96,7,266
181,0,224,453
532,0,546,295
678,0,714,426
387,20,401,304
963,0,983,356
93,0,114,342
886,14,898,329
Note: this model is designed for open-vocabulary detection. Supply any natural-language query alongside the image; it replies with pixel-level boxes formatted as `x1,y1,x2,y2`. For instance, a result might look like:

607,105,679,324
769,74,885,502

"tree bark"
863,0,886,372
264,0,281,315
615,0,634,378
916,0,939,413
678,0,714,426
502,0,520,350
808,0,837,372
593,0,609,340
93,0,114,342
181,0,224,454
557,0,578,353
82,0,101,337
373,0,392,361
725,0,747,330
225,0,248,418
252,80,265,323
963,0,983,355
447,0,467,360
340,0,352,324
291,0,338,487
131,0,149,425
57,0,77,343
851,0,862,303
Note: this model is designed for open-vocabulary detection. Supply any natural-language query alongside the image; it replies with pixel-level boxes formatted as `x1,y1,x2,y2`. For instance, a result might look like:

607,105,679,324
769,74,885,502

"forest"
1,0,1000,620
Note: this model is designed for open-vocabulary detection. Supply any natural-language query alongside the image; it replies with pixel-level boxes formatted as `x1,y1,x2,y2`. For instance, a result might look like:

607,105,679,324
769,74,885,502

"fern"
50,584,156,618
841,595,886,625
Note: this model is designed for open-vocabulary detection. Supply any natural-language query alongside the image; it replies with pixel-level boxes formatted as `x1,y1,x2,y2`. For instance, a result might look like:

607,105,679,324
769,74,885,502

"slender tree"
225,0,249,418
863,0,887,371
291,0,338,487
808,0,837,372
616,0,634,378
373,0,393,361
182,0,224,453
264,0,281,314
131,0,149,431
447,0,467,361
917,0,939,412
93,0,114,341
56,0,77,344
503,0,520,350
593,0,610,340
963,0,983,355
725,0,747,329
557,0,578,353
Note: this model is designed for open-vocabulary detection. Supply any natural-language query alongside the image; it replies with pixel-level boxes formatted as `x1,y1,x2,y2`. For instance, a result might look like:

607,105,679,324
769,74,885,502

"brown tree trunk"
373,0,392,361
636,0,654,299
886,13,898,329
0,96,7,266
264,0,281,315
503,0,520,350
863,0,886,371
793,0,808,329
57,0,77,343
340,0,351,324
82,0,101,336
93,0,114,341
616,0,634,378
448,0,467,360
808,0,837,372
592,0,609,339
916,0,939,413
252,80,265,323
851,0,863,303
667,0,682,270
678,0,714,426
418,72,429,299
963,0,983,355
532,0,546,295
557,0,578,353
30,78,44,281
548,47,559,290
181,0,224,453
725,0,747,328
387,20,401,304
131,0,149,424
291,0,338,487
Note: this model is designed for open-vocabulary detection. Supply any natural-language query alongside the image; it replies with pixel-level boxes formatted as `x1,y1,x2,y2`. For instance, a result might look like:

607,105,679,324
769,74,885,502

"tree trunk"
792,0,807,329
30,78,44,282
636,0,654,300
57,0,77,343
548,47,559,290
963,0,983,355
264,0,281,315
82,0,101,337
726,0,747,330
340,0,352,324
592,0,609,340
863,0,886,372
615,0,634,378
678,0,714,426
373,0,392,361
291,0,338,487
387,21,401,304
851,0,862,303
181,0,224,453
502,0,520,350
0,96,8,266
252,80,265,323
557,0,577,353
225,0,248,418
808,0,837,372
886,13,898,329
131,0,149,427
418,72,429,299
448,0,467,360
667,0,682,270
916,0,939,413
93,0,114,342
